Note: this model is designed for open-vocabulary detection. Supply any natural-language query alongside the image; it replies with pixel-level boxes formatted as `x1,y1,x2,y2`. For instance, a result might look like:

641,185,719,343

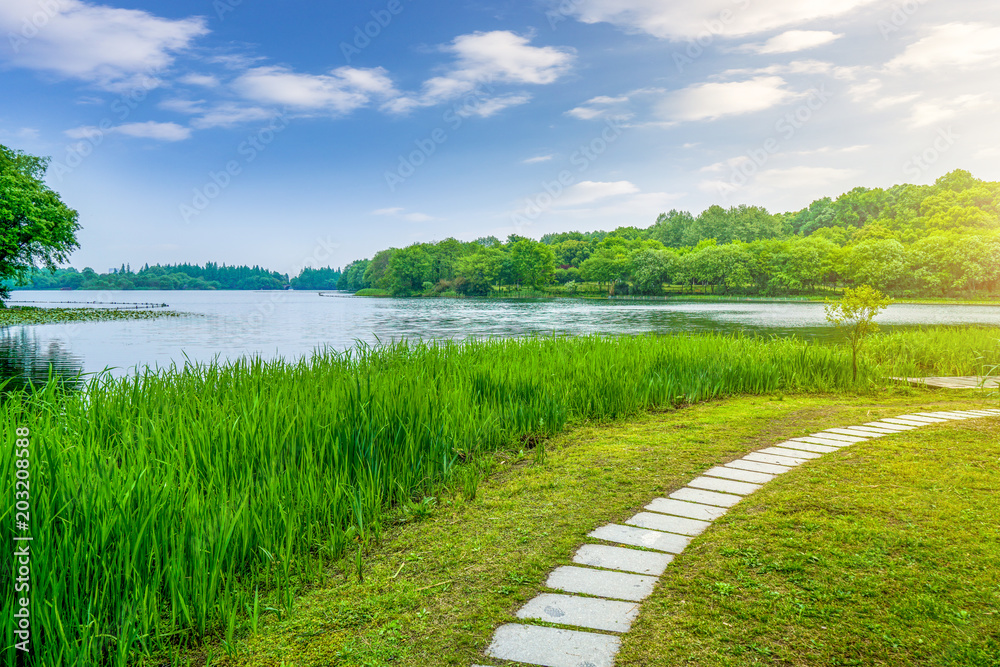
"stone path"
890,376,1000,389
475,408,1000,667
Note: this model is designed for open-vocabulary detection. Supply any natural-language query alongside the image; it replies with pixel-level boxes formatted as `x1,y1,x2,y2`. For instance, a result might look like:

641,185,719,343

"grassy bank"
620,408,1000,666
212,393,997,666
0,330,997,666
0,306,182,326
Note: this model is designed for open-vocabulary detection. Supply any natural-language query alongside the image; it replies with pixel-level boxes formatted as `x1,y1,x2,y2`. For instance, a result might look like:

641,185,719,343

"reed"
0,330,994,666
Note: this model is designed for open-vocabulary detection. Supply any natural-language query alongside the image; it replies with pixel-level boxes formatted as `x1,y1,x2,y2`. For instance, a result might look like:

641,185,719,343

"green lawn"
209,391,998,667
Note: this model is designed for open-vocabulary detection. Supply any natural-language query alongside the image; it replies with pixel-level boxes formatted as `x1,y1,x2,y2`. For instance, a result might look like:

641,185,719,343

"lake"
4,290,1000,384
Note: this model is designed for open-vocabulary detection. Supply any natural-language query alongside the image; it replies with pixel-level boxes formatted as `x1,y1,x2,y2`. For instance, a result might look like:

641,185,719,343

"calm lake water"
4,290,1000,384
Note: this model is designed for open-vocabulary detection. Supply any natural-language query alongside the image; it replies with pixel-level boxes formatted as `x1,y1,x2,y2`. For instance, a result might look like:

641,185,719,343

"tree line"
13,263,299,291
338,169,1000,298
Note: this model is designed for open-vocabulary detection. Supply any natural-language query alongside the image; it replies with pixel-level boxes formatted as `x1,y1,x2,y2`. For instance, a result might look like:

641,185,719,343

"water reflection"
0,327,84,392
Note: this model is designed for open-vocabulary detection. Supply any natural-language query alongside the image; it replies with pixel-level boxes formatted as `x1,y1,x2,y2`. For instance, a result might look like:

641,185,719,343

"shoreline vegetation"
8,169,1000,304
1,327,998,666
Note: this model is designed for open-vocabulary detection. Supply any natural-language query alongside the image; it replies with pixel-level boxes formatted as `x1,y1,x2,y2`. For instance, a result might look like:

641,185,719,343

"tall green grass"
0,330,995,666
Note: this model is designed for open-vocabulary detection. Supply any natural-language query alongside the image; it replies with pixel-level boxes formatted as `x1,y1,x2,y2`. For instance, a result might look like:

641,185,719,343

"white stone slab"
704,465,775,484
726,459,792,475
777,440,839,454
956,410,996,416
810,432,867,443
688,476,761,496
546,566,657,602
518,593,641,633
573,544,673,576
941,410,987,417
880,417,934,427
916,412,967,420
759,446,822,460
827,426,890,437
626,512,712,536
670,486,744,508
787,436,852,447
744,451,805,467
645,497,729,521
864,421,915,431
896,414,948,423
486,623,620,667
589,524,691,554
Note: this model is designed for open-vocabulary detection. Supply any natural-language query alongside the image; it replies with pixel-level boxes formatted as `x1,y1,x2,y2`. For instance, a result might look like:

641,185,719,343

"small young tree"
825,284,892,381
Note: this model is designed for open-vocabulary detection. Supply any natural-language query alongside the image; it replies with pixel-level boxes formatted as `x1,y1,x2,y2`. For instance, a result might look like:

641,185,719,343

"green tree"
824,285,892,381
0,145,80,303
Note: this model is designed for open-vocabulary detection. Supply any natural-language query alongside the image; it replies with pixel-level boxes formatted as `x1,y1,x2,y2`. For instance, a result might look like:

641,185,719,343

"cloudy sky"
1,0,998,274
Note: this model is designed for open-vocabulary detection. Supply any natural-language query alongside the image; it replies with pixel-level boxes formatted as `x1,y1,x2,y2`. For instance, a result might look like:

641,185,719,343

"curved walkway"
474,408,1000,667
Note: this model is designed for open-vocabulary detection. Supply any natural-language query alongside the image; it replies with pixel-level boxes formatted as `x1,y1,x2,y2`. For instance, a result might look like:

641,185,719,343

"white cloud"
373,208,435,223
191,104,276,129
66,121,191,141
0,0,208,90
873,93,919,110
178,73,219,87
233,66,396,113
554,180,639,208
159,99,206,114
565,0,878,40
751,30,842,54
887,23,1000,71
523,155,554,164
456,93,532,118
566,93,635,120
752,166,859,191
907,95,990,128
700,156,752,173
385,31,573,114
660,76,795,122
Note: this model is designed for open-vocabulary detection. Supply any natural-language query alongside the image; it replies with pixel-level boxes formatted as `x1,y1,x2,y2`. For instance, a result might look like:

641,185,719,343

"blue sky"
1,0,998,275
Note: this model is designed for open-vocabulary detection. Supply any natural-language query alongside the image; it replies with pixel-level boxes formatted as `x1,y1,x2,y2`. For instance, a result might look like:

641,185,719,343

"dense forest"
339,169,1000,299
11,170,1000,299
12,263,297,291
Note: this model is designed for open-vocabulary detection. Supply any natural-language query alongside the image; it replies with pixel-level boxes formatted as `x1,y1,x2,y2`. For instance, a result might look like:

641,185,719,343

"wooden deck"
890,376,1000,389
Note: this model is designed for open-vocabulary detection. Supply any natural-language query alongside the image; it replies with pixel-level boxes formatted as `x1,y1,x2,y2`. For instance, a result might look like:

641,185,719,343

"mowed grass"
620,412,1000,666
217,392,996,667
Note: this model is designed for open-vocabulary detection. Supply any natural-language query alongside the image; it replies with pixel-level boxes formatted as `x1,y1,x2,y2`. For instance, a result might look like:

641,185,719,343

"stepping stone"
880,417,934,427
916,412,972,421
726,459,792,475
777,440,839,454
626,512,712,536
589,524,691,554
645,497,729,521
810,432,867,443
941,410,986,417
704,465,775,484
896,414,948,423
670,486,744,508
486,623,620,667
787,436,852,447
864,421,915,431
759,446,822,460
573,544,673,576
958,410,997,416
546,566,657,602
518,593,641,633
688,476,761,496
744,451,806,467
827,426,890,437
